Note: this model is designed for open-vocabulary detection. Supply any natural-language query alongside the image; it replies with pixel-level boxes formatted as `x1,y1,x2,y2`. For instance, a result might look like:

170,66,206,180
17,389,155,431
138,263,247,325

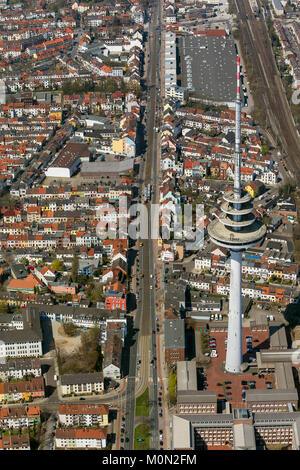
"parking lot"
203,328,273,409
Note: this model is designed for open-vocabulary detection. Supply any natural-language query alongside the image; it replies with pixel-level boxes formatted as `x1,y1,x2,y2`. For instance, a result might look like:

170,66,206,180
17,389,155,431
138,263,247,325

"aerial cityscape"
1,0,300,455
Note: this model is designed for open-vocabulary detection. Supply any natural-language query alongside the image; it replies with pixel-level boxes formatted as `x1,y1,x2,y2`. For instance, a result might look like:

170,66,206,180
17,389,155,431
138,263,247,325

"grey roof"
179,35,237,103
172,410,300,449
270,325,288,349
177,390,217,404
11,264,28,279
0,357,41,372
245,388,298,402
0,308,42,344
177,361,197,392
275,362,295,390
233,423,256,450
60,372,104,386
272,0,284,11
164,318,185,349
81,159,134,174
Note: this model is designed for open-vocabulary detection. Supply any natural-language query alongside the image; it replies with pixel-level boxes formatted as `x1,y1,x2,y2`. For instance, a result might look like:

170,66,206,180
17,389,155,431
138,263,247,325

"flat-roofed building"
233,423,256,450
177,390,218,414
270,325,288,350
81,159,134,178
172,409,300,450
177,361,197,392
275,362,295,390
179,35,237,107
245,388,298,412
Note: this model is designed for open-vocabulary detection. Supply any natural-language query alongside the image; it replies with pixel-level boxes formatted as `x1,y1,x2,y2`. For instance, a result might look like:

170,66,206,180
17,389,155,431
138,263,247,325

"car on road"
159,408,163,416
79,398,85,400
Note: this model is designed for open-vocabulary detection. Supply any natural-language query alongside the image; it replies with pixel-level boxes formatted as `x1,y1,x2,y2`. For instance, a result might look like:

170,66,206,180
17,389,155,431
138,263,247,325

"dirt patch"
51,321,82,355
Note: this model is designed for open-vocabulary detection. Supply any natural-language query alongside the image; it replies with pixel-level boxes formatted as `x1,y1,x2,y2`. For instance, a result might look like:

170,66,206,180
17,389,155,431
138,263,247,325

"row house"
0,405,40,429
0,358,41,381
0,433,30,450
0,377,45,403
55,428,107,450
58,404,109,428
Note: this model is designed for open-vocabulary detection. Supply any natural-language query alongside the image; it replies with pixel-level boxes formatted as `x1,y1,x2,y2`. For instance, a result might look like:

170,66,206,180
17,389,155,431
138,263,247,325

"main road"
123,0,163,450
10,0,164,451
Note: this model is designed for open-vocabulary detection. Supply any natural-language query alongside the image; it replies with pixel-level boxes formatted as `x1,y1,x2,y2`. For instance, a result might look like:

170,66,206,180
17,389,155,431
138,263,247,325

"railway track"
235,0,300,182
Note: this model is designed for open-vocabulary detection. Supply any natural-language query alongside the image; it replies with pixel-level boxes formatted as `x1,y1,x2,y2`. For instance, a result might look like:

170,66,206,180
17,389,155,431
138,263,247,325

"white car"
210,352,218,358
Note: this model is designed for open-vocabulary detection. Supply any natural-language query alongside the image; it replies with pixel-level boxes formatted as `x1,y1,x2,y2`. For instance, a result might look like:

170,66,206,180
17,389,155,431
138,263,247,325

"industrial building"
45,143,90,178
179,35,238,107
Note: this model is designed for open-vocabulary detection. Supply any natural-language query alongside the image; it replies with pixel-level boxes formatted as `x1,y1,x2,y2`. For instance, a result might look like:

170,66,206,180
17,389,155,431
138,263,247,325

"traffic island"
134,424,150,450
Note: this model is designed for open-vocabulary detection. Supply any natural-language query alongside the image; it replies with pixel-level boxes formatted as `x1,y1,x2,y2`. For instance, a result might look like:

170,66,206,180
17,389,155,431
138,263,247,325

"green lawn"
135,388,149,417
168,372,176,405
134,424,150,450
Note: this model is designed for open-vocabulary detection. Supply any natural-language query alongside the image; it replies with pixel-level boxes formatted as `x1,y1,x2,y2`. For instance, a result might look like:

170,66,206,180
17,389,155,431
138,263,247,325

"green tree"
51,259,64,271
86,282,105,302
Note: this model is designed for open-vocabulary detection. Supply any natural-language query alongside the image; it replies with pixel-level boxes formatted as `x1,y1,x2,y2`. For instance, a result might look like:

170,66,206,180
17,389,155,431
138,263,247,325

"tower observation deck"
207,57,266,374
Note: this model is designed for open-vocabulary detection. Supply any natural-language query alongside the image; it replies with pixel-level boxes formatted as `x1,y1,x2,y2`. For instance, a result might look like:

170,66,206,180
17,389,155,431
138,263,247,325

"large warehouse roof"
179,35,237,103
